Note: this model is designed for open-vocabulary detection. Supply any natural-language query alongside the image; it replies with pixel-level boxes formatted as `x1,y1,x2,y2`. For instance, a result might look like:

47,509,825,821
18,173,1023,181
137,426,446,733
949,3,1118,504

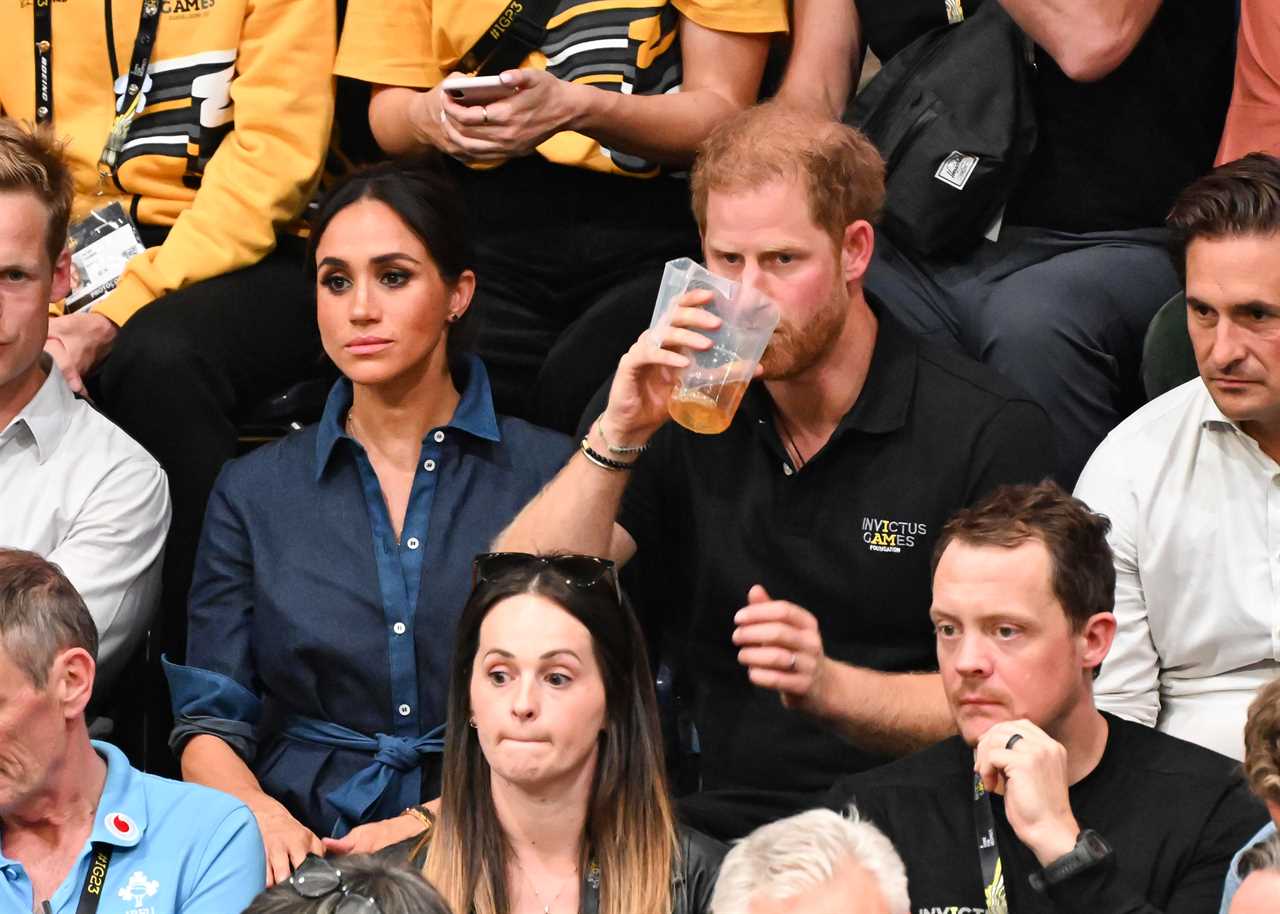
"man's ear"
1079,611,1116,675
48,647,96,720
841,220,875,286
50,247,72,303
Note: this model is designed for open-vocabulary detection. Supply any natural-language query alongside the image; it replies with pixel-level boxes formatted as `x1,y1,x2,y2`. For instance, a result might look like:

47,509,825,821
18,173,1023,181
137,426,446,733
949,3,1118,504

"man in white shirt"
1075,153,1280,760
0,119,169,695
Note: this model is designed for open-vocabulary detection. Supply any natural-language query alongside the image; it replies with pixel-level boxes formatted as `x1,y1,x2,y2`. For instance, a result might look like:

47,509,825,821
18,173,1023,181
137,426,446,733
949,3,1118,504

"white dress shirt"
0,359,170,693
1075,378,1280,760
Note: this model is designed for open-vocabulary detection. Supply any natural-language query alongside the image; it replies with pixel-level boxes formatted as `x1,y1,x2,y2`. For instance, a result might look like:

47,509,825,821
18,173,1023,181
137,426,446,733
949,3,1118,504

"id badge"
64,203,145,311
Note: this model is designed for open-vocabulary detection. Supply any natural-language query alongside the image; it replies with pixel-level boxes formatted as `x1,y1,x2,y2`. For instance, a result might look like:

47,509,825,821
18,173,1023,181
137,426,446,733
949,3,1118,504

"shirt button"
398,703,412,717
423,459,436,472
782,462,794,476
406,537,420,550
433,431,445,443
393,622,406,635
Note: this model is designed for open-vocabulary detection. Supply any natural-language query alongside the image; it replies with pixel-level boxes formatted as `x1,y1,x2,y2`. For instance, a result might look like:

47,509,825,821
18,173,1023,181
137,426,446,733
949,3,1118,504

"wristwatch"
1028,830,1113,891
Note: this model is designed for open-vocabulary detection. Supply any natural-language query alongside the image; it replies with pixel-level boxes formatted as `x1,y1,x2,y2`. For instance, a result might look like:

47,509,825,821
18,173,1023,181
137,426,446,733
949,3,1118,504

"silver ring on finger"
788,652,798,673
1005,733,1023,751
481,105,489,125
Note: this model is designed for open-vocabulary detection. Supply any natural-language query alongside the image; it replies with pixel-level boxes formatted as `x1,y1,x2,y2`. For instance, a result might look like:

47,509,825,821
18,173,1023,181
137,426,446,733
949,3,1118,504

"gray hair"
711,808,909,913
242,854,453,914
1239,831,1280,880
0,549,97,688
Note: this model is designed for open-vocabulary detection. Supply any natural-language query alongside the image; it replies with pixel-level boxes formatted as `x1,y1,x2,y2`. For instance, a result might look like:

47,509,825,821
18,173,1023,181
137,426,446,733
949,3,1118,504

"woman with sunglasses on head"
162,161,574,886
244,853,453,914
394,551,723,914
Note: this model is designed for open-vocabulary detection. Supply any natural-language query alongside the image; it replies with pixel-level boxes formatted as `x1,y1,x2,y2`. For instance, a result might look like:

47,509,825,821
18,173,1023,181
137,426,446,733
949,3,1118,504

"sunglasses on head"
472,552,620,601
289,854,382,914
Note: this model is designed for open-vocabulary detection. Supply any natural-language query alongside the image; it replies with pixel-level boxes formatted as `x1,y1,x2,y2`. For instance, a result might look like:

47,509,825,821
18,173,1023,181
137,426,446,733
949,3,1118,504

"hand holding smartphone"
440,75,519,106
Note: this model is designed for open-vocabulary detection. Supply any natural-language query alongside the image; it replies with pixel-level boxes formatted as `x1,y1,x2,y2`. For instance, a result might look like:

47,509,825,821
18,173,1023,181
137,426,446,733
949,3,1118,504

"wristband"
595,414,648,455
580,437,635,471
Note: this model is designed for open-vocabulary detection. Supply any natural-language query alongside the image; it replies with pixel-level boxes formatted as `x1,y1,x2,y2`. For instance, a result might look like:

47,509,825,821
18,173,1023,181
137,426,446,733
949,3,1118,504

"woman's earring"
468,717,477,728
447,312,460,323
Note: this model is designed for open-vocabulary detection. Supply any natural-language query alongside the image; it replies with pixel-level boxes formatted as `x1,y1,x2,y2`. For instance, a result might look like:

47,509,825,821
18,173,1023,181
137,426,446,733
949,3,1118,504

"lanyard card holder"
65,203,145,312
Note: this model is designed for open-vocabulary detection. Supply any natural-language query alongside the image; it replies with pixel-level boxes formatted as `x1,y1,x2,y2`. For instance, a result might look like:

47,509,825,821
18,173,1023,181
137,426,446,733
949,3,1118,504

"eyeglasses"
473,552,620,601
289,854,383,914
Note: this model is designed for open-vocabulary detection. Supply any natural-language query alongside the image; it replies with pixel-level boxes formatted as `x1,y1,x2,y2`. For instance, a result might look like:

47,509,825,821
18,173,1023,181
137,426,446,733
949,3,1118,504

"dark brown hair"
1167,153,1280,277
423,560,677,914
0,549,97,688
0,118,75,267
242,854,452,914
932,481,1115,632
690,101,885,248
1244,677,1280,806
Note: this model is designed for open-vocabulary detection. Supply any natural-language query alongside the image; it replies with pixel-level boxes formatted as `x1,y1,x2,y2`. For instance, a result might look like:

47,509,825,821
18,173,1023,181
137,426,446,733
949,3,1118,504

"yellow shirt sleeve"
95,0,336,326
672,0,789,35
336,0,447,88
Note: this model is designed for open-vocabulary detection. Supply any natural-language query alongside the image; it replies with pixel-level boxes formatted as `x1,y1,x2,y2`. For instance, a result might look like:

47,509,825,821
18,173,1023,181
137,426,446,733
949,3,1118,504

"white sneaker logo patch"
935,151,980,190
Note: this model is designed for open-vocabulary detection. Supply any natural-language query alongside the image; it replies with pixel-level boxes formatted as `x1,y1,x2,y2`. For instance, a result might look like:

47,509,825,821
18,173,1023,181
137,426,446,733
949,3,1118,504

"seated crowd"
1,0,1278,911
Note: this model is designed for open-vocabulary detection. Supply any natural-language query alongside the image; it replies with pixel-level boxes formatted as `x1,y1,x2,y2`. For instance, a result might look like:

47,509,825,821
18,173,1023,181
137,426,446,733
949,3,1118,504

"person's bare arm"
734,586,955,755
495,292,724,559
181,735,323,885
368,18,771,166
999,0,1162,82
776,0,862,119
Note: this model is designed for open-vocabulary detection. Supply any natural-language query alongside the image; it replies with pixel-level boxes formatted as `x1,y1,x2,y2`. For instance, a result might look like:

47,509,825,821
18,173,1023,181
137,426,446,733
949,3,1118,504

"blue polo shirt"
0,741,263,914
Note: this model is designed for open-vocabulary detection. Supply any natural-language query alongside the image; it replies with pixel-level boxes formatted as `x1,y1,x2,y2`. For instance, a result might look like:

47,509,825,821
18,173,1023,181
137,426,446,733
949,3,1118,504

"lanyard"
72,843,113,914
973,773,1010,914
32,0,163,185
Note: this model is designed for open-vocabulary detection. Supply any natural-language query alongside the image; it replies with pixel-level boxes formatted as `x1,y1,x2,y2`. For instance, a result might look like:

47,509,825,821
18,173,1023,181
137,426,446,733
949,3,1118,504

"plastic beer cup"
648,258,780,435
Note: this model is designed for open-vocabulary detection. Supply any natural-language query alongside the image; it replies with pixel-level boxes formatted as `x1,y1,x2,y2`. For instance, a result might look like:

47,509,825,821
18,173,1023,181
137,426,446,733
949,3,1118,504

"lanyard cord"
32,1,163,186
73,843,113,914
974,772,1010,914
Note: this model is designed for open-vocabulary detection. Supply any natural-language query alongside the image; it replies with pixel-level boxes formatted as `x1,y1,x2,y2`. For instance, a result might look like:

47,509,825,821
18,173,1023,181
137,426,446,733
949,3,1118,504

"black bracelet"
580,437,636,471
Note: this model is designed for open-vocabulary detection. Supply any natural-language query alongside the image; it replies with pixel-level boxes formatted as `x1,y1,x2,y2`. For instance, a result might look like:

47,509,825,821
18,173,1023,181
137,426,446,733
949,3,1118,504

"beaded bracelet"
580,437,636,471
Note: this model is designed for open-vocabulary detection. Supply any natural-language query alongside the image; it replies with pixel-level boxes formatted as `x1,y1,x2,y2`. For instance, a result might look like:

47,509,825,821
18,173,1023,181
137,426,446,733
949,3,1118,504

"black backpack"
848,0,1038,256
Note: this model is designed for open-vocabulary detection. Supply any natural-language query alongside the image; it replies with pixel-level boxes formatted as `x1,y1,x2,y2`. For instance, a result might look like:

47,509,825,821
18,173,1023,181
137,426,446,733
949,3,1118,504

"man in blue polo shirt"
0,549,263,914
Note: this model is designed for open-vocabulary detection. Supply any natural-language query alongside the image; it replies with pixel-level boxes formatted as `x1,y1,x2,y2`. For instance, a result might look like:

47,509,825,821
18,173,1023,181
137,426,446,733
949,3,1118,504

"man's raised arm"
495,291,723,561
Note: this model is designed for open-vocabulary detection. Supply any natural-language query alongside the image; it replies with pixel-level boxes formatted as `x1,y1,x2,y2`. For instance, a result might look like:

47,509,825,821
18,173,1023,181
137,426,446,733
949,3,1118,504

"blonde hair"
1245,677,1280,805
690,101,885,248
0,118,73,266
711,808,909,914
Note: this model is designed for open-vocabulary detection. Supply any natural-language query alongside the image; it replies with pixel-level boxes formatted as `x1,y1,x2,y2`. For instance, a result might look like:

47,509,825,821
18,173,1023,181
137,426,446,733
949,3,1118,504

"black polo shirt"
616,307,1054,794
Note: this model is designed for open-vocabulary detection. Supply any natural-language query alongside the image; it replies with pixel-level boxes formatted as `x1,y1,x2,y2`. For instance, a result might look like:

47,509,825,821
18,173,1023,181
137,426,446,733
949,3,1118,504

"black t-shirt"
615,305,1053,794
855,0,1236,233
827,714,1268,914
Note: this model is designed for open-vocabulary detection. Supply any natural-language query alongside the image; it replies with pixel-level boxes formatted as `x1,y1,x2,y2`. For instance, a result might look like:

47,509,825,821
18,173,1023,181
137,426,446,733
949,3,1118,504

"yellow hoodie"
0,0,335,325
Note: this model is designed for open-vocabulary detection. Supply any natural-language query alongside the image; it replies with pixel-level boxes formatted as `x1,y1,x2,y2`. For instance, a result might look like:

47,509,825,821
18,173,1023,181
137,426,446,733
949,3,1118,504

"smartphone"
441,75,518,105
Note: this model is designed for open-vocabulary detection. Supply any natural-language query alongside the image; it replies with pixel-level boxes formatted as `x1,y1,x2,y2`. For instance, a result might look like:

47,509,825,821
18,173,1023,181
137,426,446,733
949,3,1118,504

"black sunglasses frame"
289,854,383,914
472,552,621,602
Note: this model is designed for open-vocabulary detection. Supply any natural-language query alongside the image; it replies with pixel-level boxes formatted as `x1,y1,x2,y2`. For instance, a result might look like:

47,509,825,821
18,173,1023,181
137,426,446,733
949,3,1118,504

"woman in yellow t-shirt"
335,0,788,433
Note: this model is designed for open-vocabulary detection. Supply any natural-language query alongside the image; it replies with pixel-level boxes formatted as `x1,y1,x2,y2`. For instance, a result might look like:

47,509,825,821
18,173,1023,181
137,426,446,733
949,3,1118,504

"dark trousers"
451,157,702,433
95,234,321,676
865,226,1180,485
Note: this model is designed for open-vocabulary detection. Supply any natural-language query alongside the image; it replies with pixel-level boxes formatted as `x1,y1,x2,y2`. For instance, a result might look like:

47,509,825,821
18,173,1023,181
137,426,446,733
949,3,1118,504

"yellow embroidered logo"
861,516,929,554
163,0,216,14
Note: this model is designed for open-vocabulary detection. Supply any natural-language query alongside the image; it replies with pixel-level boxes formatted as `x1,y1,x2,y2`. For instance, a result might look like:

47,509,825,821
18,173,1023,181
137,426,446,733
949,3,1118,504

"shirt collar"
835,298,918,436
1197,380,1243,432
86,740,146,849
0,356,73,465
314,355,502,479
